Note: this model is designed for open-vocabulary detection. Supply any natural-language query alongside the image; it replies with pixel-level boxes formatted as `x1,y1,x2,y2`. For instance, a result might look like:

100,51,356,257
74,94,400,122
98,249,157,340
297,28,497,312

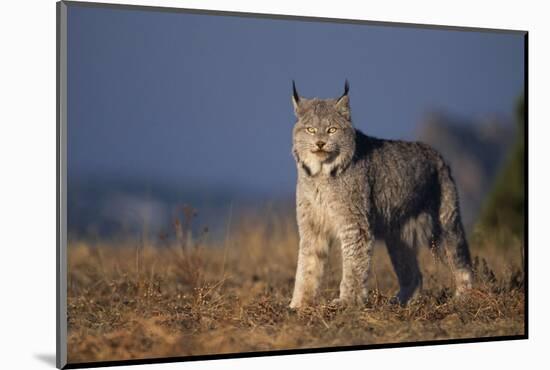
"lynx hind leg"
440,219,473,296
438,167,473,296
386,214,435,305
386,232,423,305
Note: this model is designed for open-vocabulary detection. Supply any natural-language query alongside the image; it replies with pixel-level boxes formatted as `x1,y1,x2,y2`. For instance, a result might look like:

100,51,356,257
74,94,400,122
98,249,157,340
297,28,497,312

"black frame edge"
523,32,529,338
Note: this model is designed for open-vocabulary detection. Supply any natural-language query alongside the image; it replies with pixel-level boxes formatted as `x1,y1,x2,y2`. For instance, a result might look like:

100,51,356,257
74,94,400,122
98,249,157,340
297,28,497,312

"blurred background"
67,5,525,246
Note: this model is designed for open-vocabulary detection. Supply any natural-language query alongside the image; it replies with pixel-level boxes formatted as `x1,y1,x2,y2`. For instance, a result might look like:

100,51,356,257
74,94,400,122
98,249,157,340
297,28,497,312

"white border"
2,1,548,369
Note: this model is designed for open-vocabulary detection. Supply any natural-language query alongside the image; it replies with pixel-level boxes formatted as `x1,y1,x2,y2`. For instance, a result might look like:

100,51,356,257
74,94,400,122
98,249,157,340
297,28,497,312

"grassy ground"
67,213,525,364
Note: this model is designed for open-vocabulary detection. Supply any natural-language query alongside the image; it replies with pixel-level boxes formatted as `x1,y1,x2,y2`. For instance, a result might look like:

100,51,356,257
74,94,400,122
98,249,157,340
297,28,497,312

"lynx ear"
335,80,350,120
292,80,301,114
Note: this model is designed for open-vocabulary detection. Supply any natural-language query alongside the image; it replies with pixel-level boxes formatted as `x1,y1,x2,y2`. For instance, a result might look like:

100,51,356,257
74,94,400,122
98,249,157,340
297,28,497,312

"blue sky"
67,4,524,197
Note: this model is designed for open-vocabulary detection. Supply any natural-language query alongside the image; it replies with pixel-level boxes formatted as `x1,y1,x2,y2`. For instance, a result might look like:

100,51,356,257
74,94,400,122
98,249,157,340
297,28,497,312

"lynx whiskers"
289,81,473,308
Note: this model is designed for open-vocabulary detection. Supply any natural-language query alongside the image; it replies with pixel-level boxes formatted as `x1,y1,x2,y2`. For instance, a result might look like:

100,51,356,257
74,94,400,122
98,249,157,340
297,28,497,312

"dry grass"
67,213,525,364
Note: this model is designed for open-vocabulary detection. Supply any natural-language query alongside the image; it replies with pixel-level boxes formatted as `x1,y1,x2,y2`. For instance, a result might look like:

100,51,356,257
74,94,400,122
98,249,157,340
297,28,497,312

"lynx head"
291,81,356,176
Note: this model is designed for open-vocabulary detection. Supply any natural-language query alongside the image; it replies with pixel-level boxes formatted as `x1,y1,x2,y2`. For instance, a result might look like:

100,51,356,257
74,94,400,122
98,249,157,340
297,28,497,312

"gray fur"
289,82,473,308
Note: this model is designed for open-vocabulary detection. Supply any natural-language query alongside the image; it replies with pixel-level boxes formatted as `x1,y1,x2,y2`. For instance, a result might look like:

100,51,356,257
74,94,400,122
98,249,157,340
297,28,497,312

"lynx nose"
316,141,326,149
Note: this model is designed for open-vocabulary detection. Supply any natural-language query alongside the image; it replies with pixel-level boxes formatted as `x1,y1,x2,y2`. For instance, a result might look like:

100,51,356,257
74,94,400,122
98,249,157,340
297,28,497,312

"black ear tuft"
292,80,300,104
337,80,350,103
336,80,351,120
344,79,350,96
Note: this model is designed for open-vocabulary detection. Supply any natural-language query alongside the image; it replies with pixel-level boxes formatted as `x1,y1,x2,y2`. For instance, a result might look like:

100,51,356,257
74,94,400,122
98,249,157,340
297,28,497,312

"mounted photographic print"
57,1,528,368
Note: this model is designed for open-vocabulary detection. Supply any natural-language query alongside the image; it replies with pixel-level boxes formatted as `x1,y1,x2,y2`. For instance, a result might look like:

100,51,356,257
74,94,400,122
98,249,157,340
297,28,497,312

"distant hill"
67,174,292,242
416,112,516,230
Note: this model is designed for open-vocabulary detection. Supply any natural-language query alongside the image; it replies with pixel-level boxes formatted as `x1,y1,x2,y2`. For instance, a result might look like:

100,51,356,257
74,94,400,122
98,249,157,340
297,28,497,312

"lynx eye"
327,127,338,134
306,127,317,134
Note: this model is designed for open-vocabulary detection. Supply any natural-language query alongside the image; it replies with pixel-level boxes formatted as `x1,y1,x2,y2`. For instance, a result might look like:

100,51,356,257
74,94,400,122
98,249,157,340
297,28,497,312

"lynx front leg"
335,224,374,306
290,235,329,309
290,229,329,308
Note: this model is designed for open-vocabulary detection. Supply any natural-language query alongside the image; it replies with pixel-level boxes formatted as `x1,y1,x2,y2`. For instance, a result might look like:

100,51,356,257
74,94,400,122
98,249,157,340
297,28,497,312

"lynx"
289,81,473,308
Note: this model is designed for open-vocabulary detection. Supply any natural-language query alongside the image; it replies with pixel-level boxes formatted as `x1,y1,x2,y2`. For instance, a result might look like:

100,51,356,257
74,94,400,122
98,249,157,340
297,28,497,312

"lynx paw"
329,298,347,307
455,269,473,297
330,295,366,307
